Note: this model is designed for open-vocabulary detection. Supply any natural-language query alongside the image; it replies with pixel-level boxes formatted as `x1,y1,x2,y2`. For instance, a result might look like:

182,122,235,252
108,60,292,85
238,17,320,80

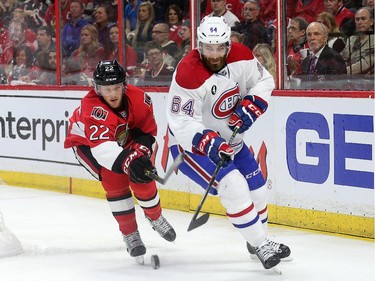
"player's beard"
202,54,227,73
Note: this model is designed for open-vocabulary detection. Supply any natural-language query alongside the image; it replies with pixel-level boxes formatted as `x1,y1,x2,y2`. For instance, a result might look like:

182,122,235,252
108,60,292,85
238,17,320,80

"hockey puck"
151,254,160,269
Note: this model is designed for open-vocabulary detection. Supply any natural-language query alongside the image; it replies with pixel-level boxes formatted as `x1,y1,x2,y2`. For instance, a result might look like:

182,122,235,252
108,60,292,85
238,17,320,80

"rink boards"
0,89,373,238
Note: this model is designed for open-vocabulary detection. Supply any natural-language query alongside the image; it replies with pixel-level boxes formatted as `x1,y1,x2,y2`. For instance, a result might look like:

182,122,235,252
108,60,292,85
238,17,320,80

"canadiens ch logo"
212,84,241,119
91,106,108,121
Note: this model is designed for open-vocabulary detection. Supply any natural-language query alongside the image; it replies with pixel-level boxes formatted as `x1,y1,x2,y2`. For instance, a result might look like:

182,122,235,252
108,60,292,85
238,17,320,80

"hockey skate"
0,228,23,258
123,230,146,264
247,238,292,261
0,212,23,258
147,215,176,242
252,239,281,270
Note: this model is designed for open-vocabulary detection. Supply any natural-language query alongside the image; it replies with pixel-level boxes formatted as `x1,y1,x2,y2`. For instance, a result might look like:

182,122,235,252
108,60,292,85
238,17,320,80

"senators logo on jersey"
212,84,241,119
91,107,109,121
114,123,129,147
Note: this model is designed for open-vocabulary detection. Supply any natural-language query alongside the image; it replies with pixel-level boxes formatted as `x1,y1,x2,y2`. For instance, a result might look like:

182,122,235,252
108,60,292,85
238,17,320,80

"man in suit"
299,21,347,89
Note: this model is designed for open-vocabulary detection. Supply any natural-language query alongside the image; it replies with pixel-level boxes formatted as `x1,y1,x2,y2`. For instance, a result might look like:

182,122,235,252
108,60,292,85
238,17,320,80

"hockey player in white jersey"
166,16,291,270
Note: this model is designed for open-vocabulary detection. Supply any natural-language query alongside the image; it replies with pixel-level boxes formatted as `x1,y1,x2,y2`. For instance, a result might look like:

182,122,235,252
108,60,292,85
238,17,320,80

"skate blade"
135,255,144,265
280,255,294,262
250,253,293,262
273,265,282,275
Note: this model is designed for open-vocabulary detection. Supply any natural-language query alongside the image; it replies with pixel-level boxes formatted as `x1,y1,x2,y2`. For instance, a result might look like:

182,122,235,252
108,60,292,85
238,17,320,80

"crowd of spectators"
0,0,372,89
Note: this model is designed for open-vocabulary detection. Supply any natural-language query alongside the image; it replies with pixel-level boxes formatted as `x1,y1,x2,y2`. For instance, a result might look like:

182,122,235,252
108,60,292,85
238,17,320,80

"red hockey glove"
228,95,268,133
192,130,234,167
122,143,155,183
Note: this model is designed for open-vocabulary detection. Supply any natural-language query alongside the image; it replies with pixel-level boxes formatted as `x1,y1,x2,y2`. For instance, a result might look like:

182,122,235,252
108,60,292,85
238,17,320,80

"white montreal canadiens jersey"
167,42,275,153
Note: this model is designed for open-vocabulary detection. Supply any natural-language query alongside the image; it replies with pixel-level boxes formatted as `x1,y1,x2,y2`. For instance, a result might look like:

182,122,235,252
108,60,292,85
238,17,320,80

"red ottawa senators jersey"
64,84,157,171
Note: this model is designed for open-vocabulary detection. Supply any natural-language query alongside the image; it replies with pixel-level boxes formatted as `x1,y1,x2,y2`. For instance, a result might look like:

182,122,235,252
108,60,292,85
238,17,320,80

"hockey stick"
187,126,240,232
145,153,184,184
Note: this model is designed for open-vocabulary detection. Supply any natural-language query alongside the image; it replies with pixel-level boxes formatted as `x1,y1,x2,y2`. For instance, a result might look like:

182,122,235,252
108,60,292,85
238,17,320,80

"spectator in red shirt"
102,23,138,75
324,0,355,35
293,0,325,23
165,4,184,47
259,0,324,25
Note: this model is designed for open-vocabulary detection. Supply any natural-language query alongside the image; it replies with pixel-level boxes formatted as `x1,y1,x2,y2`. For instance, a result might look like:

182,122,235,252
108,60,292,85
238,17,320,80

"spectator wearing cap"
232,0,269,50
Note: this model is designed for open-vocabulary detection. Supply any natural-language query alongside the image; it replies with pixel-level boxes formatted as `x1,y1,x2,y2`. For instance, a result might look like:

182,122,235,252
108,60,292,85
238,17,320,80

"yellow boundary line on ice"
1,171,373,240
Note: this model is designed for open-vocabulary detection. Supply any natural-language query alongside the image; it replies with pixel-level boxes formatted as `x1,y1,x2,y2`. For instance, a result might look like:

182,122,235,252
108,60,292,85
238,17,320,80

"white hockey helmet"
197,16,232,49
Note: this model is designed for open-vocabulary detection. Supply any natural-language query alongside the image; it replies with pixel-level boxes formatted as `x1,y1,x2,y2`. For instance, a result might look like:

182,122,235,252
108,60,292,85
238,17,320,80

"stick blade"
144,153,185,185
145,172,166,184
187,213,210,232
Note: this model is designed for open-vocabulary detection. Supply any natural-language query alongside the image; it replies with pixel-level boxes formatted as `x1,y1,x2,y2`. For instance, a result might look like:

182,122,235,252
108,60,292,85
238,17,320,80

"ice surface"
0,185,374,281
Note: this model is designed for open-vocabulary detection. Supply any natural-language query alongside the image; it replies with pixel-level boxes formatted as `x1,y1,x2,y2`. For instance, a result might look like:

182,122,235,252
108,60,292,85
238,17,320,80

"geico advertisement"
273,96,374,216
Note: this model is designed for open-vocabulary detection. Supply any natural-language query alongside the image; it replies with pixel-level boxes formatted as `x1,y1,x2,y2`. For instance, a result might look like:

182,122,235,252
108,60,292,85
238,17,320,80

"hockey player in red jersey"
167,16,291,270
64,60,176,263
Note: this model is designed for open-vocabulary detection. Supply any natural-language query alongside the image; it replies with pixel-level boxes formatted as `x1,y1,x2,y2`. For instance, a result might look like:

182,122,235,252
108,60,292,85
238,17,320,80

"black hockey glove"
122,143,155,183
228,95,268,133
